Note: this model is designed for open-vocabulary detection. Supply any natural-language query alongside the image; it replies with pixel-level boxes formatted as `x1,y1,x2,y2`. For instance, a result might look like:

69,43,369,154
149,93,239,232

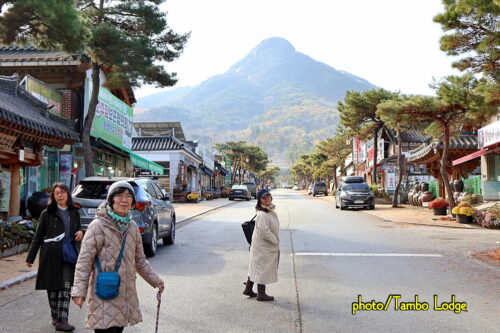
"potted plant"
186,192,200,203
451,202,475,224
428,198,449,215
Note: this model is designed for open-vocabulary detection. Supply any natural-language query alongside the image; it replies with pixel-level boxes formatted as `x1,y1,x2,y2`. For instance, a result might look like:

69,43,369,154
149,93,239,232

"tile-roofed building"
0,45,82,64
0,74,80,147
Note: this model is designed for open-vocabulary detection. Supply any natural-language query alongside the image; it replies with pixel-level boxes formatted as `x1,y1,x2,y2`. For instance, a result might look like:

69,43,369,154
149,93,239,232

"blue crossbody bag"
94,234,127,299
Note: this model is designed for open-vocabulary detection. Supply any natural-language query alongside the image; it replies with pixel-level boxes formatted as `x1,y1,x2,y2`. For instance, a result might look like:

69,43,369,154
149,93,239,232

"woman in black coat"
26,183,82,332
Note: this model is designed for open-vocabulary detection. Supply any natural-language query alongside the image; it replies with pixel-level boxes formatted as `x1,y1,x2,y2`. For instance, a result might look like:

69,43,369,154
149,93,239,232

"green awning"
130,152,164,175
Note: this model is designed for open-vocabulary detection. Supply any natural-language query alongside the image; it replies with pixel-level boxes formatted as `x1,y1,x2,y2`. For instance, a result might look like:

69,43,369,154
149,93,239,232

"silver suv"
72,177,176,257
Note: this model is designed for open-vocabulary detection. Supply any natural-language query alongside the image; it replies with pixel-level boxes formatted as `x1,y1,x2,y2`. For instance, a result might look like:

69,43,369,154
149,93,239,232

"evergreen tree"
434,0,500,81
338,89,399,184
0,1,189,176
377,74,497,208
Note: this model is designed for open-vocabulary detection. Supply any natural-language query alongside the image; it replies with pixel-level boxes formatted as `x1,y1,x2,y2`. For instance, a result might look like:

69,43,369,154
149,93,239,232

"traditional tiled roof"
132,136,202,161
0,45,82,64
0,75,80,143
407,135,478,162
399,129,431,143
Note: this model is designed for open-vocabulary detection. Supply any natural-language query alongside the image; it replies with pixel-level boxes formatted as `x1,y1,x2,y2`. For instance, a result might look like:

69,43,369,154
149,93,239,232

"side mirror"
164,193,171,201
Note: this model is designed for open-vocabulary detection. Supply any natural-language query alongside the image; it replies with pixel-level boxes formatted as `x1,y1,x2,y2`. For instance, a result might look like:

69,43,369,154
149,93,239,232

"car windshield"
342,183,370,191
73,181,139,199
242,183,255,189
232,185,248,190
315,182,326,187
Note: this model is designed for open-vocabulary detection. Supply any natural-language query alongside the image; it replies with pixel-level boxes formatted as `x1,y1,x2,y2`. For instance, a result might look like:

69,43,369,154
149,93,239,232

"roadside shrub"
460,194,483,205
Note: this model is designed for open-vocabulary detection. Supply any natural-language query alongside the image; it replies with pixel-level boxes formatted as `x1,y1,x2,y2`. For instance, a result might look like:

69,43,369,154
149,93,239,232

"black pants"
94,327,124,333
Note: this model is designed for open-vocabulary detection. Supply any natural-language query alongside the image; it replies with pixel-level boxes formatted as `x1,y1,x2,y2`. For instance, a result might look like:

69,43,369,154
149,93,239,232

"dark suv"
335,181,375,210
241,182,257,199
72,177,176,257
313,181,328,196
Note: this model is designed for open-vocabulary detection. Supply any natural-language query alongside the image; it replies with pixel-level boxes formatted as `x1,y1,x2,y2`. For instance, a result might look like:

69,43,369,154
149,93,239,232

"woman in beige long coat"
244,188,280,301
71,181,164,333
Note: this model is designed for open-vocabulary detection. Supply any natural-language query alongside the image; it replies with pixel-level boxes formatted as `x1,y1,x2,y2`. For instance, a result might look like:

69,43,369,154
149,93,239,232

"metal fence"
428,176,481,197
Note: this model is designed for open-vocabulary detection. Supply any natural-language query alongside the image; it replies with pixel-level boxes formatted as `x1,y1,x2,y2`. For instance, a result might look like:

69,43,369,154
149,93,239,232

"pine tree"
434,0,500,81
0,1,189,176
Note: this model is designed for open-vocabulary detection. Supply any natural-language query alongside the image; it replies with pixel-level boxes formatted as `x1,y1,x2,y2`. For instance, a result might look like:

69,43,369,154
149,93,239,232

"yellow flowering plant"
187,192,199,200
451,205,476,216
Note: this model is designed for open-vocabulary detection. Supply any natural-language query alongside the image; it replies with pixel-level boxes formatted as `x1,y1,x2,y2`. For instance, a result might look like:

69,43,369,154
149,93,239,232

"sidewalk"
309,192,479,229
0,198,235,290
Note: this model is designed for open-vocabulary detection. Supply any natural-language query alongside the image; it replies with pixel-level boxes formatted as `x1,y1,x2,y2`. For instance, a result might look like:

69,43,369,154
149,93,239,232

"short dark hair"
107,187,136,207
48,183,74,209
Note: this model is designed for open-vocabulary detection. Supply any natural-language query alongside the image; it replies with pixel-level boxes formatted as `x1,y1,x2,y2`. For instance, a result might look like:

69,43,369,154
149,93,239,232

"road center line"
293,252,443,257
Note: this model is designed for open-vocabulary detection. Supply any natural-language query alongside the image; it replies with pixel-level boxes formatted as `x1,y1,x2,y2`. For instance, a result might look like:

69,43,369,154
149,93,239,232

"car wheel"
163,216,175,245
340,204,345,210
246,197,251,201
229,197,234,201
144,224,158,257
313,193,316,197
370,205,375,210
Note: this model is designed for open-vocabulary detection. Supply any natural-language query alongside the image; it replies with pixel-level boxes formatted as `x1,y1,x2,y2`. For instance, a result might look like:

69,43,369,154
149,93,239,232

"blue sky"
135,0,459,99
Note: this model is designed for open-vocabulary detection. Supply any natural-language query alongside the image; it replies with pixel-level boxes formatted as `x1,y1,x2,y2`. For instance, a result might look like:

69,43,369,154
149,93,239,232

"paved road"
0,190,498,332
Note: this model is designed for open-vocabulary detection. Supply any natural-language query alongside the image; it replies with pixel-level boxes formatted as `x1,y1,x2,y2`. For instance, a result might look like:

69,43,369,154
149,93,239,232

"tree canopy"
434,0,500,81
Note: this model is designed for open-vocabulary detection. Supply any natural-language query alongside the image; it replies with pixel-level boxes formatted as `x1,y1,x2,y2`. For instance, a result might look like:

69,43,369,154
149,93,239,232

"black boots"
243,279,257,297
257,285,274,301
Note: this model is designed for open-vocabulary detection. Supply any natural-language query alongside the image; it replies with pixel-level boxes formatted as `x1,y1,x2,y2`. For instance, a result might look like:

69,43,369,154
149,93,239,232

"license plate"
87,208,97,216
354,200,364,204
235,191,242,194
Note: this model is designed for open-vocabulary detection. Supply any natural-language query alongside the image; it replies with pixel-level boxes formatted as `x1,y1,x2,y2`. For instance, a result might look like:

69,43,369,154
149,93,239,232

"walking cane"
155,291,161,333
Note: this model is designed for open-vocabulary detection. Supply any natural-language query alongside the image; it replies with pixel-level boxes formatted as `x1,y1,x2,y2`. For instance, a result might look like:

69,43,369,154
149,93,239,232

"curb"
0,270,37,290
305,192,478,230
0,202,237,291
361,211,476,229
176,201,237,224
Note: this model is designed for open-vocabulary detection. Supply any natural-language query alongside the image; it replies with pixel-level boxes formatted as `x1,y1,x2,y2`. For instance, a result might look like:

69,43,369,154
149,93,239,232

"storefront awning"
130,152,164,175
452,145,500,166
219,168,229,176
202,167,213,176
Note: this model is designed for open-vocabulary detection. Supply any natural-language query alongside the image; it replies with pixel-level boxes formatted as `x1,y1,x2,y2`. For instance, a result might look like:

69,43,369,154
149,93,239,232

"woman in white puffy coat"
244,189,280,301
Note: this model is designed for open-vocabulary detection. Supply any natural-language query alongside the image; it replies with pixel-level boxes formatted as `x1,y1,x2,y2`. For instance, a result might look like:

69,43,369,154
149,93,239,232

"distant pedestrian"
26,183,83,332
71,181,164,333
244,188,280,301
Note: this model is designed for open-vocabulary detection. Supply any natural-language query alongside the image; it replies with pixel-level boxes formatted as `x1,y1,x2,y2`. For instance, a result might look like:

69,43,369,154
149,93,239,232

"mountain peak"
252,37,295,54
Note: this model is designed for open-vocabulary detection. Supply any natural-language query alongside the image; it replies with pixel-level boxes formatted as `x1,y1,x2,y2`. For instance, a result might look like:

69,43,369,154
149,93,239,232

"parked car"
72,177,176,257
241,182,257,198
341,176,365,183
308,185,314,195
292,185,300,190
229,185,251,201
313,181,328,196
335,181,375,210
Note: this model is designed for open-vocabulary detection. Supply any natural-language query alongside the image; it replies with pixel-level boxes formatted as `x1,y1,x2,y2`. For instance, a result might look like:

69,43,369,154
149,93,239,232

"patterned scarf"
106,204,132,233
261,203,276,212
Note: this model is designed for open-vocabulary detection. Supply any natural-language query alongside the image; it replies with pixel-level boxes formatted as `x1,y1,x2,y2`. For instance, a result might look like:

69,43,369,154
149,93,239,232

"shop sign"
90,88,133,151
478,120,500,148
353,138,366,163
178,163,187,184
19,149,24,162
23,75,63,116
386,167,396,191
225,160,232,172
0,133,17,150
200,146,214,171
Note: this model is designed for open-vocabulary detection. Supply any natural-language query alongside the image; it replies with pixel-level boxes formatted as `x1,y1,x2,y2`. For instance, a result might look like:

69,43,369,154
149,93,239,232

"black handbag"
241,215,257,245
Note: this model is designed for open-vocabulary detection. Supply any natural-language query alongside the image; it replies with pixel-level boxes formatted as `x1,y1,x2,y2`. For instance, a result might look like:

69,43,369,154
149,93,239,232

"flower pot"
433,207,447,216
456,214,472,224
27,192,50,219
